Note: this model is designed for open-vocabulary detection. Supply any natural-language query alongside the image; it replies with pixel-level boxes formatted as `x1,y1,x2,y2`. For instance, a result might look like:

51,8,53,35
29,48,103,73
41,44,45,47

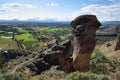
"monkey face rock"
71,15,101,34
71,15,101,72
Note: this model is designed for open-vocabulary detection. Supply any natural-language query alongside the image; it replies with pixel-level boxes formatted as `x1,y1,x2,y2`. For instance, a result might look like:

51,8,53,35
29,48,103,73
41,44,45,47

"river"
90,50,102,62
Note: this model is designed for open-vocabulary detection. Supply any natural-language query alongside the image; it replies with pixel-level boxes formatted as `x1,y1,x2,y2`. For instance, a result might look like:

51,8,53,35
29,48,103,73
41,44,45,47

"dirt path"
9,56,38,74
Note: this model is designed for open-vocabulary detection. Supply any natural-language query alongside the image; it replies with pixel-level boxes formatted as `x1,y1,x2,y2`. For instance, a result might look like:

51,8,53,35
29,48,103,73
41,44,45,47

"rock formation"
114,36,120,51
71,15,101,72
39,15,101,73
41,40,72,72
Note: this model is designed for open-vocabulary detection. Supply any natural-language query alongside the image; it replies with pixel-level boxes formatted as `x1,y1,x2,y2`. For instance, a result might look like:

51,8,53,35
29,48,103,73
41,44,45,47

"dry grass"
106,50,120,61
0,38,18,49
96,43,120,62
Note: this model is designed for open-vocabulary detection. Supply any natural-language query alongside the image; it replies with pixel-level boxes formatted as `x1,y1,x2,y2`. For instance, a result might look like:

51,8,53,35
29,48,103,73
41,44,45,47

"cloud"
72,2,120,21
0,9,7,12
3,3,37,8
0,9,16,12
47,2,58,7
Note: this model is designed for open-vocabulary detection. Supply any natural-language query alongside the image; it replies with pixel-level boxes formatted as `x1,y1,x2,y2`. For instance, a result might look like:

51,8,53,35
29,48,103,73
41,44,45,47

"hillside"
97,21,120,35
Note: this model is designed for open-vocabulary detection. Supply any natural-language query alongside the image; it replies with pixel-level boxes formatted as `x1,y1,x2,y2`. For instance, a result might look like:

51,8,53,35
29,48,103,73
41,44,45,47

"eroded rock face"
71,15,101,72
111,36,120,51
41,40,72,72
115,36,120,51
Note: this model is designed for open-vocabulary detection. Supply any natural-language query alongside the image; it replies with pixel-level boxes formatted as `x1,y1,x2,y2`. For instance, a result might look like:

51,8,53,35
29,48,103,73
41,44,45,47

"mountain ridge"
0,19,120,24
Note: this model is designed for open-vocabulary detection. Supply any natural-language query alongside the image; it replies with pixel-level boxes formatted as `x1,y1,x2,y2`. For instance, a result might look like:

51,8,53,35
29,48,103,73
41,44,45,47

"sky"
0,0,120,21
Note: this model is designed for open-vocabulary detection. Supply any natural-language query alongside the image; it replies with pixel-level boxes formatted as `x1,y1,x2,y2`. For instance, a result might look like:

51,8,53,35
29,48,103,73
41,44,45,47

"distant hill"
99,21,120,34
0,19,70,24
0,19,20,22
0,19,120,25
100,21,120,29
102,21,120,25
0,20,120,34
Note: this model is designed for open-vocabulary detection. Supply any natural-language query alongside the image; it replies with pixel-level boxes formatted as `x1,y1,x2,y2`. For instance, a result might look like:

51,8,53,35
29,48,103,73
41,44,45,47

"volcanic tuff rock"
114,36,120,51
41,40,72,72
38,15,101,73
71,15,101,72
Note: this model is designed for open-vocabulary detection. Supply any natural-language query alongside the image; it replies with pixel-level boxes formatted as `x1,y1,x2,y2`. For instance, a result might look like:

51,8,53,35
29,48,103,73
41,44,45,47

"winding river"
90,49,102,62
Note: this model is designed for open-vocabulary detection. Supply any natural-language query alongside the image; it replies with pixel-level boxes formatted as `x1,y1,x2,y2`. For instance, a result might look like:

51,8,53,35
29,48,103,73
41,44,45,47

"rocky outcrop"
114,36,120,51
71,15,101,72
41,40,72,72
38,15,101,73
34,60,50,74
110,36,120,51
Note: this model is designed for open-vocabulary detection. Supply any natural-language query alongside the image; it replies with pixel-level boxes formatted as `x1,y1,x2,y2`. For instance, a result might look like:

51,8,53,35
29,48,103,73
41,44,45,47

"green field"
15,33,36,48
0,34,5,37
0,38,17,49
17,28,28,33
15,33,35,41
38,27,71,35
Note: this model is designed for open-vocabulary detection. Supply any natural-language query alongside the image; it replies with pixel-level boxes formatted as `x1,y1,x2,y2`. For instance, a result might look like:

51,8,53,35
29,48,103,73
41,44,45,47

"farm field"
38,27,71,35
17,28,28,33
0,38,17,50
15,33,36,48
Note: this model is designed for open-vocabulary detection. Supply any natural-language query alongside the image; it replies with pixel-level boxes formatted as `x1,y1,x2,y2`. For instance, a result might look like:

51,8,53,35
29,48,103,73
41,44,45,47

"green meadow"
15,33,36,48
38,27,71,35
17,28,28,33
0,38,17,49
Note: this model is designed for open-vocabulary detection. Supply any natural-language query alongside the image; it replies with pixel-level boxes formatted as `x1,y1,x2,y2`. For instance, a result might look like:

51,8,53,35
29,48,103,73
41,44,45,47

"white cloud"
0,9,7,12
0,9,16,12
47,2,58,7
3,3,37,8
72,2,120,21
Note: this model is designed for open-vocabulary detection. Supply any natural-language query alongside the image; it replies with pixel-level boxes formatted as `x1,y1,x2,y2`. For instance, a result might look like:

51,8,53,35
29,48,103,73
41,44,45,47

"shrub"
0,55,5,67
66,71,111,80
16,66,24,72
26,62,35,69
39,66,67,80
31,75,39,80
2,72,29,80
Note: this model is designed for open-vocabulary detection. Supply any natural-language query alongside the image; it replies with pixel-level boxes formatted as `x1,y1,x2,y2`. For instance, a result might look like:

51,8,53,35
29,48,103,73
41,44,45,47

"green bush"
39,67,66,80
16,66,24,72
2,72,29,80
66,71,111,80
26,62,35,69
0,55,5,67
